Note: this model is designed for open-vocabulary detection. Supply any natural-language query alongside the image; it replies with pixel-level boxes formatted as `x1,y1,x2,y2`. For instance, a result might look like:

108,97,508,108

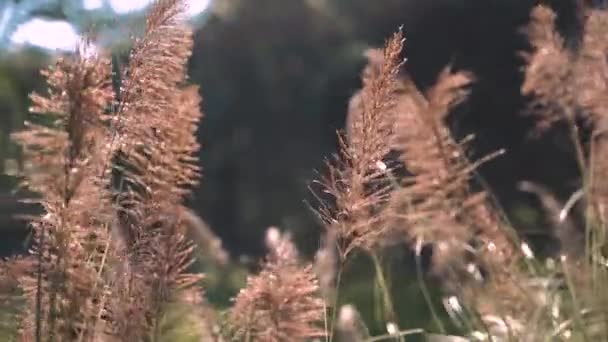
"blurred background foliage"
0,0,588,336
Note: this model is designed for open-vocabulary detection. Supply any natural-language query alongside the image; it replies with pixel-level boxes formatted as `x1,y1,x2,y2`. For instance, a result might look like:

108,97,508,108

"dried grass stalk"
3,0,212,340
228,228,325,342
521,5,576,131
106,0,207,338
10,39,116,340
315,30,405,259
390,66,515,278
523,5,608,223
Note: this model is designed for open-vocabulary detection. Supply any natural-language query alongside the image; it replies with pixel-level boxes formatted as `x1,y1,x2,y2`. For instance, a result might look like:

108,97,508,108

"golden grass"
6,2,608,341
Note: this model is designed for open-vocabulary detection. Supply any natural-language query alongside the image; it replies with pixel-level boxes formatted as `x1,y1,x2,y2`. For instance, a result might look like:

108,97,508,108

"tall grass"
2,0,214,340
3,1,608,341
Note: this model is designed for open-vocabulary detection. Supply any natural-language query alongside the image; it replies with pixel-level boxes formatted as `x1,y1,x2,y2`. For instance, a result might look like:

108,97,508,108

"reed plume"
104,0,207,339
389,66,516,277
314,30,405,260
316,27,524,330
521,5,576,132
383,63,535,329
523,5,608,223
3,0,211,340
228,227,325,342
10,38,116,340
519,7,608,337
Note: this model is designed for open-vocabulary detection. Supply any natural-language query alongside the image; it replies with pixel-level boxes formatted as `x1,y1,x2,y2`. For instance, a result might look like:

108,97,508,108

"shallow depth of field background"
0,0,584,333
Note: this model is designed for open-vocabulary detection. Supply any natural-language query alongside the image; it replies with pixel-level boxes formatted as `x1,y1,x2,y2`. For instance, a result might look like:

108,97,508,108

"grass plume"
314,30,405,261
8,2,608,342
3,1,210,341
228,228,325,342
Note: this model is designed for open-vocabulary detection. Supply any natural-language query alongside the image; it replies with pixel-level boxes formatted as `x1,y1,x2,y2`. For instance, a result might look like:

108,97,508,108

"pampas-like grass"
389,64,520,284
8,2,608,341
3,1,212,341
314,30,405,260
228,228,325,342
523,5,608,223
10,38,117,341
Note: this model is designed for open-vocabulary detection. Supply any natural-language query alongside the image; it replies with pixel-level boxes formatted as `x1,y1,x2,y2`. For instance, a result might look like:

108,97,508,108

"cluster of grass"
2,1,608,341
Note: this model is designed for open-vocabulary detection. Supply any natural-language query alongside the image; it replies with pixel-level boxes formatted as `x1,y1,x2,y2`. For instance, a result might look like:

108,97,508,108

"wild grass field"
2,1,608,341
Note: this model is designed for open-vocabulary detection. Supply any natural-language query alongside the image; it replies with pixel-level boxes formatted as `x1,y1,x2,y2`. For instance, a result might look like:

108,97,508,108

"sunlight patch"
187,0,211,16
11,19,79,51
83,0,103,10
108,0,210,16
109,0,153,13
